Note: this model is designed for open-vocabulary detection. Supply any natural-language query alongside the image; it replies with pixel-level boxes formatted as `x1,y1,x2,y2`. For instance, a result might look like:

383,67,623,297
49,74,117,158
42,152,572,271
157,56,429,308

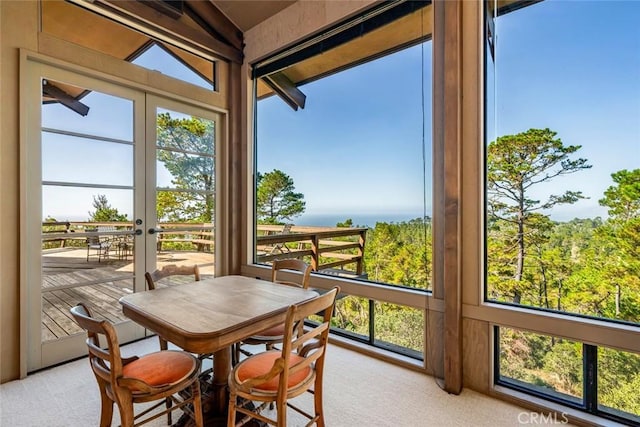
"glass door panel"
35,73,145,369
148,100,218,280
27,65,221,371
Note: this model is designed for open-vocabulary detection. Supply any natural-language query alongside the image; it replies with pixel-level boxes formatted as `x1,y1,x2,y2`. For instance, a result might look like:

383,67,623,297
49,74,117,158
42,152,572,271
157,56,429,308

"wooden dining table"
119,274,318,425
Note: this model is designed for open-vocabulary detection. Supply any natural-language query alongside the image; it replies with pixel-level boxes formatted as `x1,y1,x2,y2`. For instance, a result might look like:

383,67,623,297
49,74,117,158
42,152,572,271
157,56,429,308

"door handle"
148,227,164,235
134,229,143,236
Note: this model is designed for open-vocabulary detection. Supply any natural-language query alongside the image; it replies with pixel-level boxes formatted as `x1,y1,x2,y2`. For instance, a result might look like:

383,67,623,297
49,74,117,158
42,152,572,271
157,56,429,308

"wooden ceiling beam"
92,0,243,63
42,80,90,117
184,0,243,51
139,0,184,19
262,72,306,111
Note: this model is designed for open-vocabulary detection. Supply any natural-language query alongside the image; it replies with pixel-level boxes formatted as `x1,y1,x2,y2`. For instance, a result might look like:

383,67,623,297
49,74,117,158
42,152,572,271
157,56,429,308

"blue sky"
258,0,639,224
257,42,433,222
490,0,640,220
42,0,639,226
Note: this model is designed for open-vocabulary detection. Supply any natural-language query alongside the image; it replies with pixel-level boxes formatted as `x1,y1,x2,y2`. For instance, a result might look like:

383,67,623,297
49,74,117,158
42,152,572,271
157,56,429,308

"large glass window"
487,1,640,424
485,0,640,325
496,327,640,424
254,6,433,291
253,2,433,359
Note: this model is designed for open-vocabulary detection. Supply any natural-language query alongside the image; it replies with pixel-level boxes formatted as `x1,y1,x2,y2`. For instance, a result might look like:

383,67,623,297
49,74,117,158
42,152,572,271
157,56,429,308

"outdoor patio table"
119,275,318,425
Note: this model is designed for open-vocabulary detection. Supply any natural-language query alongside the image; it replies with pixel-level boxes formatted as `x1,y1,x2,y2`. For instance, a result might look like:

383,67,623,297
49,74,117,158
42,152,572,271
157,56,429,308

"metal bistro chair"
70,303,203,427
86,226,114,262
227,287,339,427
233,259,312,365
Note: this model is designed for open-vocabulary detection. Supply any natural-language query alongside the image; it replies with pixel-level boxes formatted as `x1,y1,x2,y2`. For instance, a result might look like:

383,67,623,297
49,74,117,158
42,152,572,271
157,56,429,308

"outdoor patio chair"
269,224,293,254
69,302,203,427
115,235,133,260
86,226,115,262
233,258,312,365
227,287,339,427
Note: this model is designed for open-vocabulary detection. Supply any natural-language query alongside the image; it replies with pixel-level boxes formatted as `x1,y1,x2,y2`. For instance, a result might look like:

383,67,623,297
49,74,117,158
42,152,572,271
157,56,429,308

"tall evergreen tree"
156,112,215,222
88,194,128,222
256,169,305,224
487,128,591,303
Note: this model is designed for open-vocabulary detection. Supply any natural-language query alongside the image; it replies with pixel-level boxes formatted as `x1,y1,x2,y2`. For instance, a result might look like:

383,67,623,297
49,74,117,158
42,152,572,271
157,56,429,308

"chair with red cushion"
70,303,203,427
145,264,214,375
144,264,201,292
233,258,312,365
227,286,339,427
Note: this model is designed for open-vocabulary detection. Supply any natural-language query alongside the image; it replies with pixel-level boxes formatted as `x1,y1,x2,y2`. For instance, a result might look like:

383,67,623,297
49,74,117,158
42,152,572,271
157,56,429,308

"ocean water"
293,213,426,228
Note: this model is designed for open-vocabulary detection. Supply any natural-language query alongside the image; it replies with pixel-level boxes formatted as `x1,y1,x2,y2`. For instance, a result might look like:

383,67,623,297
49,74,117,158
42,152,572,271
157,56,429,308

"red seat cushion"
122,350,196,390
254,323,286,337
236,351,312,391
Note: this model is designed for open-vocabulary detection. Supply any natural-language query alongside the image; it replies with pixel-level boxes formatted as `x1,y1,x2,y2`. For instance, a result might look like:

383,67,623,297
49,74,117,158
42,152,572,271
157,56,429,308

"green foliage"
487,156,640,416
499,330,583,397
488,128,591,218
256,169,305,224
336,218,353,227
602,374,640,417
541,341,583,396
156,112,215,222
599,169,640,220
363,217,431,289
88,194,128,222
374,302,424,352
333,296,369,336
599,348,640,415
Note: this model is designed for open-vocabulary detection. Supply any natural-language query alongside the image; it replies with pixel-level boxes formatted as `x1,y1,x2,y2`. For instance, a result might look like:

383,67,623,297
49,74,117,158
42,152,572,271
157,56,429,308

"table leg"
212,346,231,415
175,346,232,427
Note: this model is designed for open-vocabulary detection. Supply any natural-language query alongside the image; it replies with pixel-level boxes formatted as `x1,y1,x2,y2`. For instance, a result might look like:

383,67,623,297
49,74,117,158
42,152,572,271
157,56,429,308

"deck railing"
42,221,368,276
256,224,368,276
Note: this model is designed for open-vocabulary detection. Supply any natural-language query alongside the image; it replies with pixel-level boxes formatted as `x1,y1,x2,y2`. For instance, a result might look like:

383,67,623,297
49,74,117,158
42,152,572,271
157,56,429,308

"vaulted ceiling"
42,1,436,110
211,1,296,32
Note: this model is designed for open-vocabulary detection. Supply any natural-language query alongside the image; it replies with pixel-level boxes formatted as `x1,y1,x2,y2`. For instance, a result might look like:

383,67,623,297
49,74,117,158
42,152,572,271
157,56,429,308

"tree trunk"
540,262,550,309
514,196,525,304
557,280,563,311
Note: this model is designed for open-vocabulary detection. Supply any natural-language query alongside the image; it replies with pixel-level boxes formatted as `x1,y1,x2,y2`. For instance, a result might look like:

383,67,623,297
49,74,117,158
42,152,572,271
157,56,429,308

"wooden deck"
41,248,214,342
40,222,368,343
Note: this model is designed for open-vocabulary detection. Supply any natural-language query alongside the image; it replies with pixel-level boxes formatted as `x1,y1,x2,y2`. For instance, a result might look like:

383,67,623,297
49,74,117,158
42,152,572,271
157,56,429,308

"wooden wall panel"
244,0,374,64
426,309,444,378
38,33,228,109
433,0,463,394
1,0,39,382
462,317,490,393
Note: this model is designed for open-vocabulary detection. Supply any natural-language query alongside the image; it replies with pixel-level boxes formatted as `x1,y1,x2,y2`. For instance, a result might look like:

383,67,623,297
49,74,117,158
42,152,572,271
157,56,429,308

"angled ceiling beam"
139,0,184,19
42,80,90,117
184,1,243,51
262,72,306,111
91,0,243,63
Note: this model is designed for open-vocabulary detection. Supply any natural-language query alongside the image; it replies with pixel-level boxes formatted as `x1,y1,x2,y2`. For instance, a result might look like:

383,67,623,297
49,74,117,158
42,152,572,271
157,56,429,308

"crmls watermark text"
518,412,569,424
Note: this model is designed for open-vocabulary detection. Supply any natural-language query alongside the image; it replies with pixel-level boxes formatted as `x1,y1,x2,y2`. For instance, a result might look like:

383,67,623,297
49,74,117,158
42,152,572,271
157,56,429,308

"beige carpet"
1,337,534,426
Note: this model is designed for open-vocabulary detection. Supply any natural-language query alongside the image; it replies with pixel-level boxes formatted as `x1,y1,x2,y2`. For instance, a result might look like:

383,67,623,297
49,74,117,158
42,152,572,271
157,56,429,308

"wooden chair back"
234,259,314,364
230,287,339,426
70,303,126,389
145,264,200,290
70,303,204,427
281,285,338,380
271,258,311,289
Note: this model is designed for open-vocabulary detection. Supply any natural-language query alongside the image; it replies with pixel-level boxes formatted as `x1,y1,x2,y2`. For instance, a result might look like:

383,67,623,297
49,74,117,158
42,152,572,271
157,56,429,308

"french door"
24,61,220,371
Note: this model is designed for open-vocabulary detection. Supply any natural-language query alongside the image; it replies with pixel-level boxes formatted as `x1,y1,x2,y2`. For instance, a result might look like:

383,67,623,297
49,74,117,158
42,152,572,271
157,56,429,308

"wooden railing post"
356,229,366,275
255,225,367,275
310,234,319,271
